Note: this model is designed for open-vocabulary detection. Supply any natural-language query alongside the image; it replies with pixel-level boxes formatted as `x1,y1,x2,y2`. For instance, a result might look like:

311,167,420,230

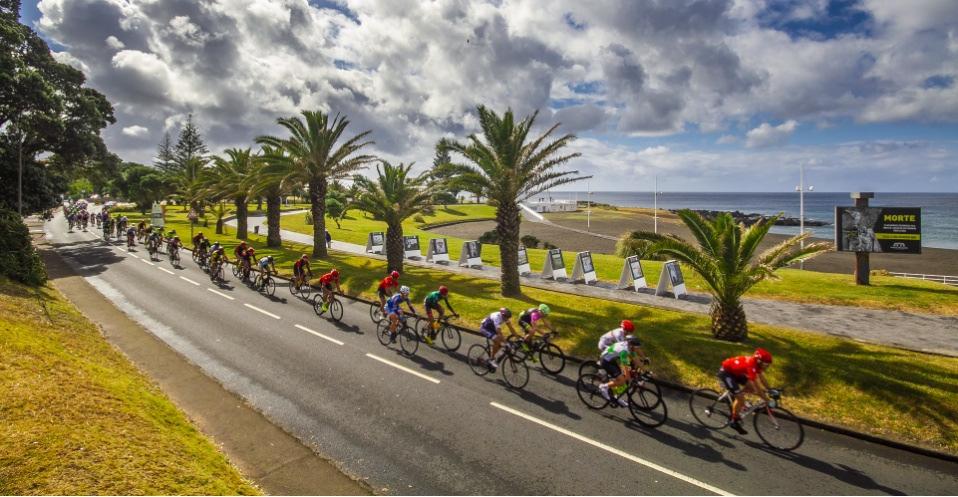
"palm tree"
256,110,376,257
352,161,436,273
442,106,587,296
619,210,831,341
168,155,207,213
205,148,257,240
247,145,294,247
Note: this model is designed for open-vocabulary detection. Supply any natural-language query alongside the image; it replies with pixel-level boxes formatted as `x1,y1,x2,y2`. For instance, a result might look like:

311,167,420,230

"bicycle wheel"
263,277,276,296
638,376,663,410
501,355,529,389
467,344,492,376
440,325,461,352
754,406,804,451
299,282,312,300
399,324,419,356
192,250,199,262
578,360,600,378
329,299,343,322
376,320,392,346
370,302,384,323
538,343,566,375
313,296,325,316
576,373,609,410
629,384,668,428
689,388,732,430
289,279,299,296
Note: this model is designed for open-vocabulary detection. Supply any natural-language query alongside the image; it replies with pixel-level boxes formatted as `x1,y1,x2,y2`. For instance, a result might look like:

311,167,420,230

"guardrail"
888,272,958,286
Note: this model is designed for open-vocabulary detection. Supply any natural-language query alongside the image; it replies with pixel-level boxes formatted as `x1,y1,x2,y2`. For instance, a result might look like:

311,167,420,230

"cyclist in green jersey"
598,336,648,407
423,286,459,345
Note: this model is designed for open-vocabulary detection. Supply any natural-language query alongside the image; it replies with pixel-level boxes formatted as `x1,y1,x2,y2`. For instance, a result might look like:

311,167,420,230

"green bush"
0,209,47,286
413,214,426,223
520,234,540,249
478,229,499,244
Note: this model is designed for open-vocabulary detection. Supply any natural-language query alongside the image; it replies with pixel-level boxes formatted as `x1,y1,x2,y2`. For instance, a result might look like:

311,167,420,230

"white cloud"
105,35,124,50
121,125,149,138
51,50,89,73
746,120,798,149
716,134,738,144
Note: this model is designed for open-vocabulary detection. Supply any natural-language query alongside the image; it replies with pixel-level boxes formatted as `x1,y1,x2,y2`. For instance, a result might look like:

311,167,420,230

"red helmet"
439,285,449,296
390,270,400,279
331,269,339,277
754,348,773,364
621,320,635,333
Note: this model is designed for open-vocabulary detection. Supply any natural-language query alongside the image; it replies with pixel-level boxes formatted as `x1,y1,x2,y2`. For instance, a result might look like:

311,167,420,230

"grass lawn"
0,278,259,495
278,207,958,317
114,207,958,454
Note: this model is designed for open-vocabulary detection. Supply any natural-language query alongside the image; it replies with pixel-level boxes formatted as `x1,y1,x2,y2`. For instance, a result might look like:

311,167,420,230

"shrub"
413,214,426,223
0,209,47,286
478,229,500,244
542,241,558,250
520,234,540,249
304,211,313,225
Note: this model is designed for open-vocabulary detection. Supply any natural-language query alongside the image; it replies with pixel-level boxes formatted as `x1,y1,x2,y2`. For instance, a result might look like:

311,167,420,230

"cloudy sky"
20,0,958,191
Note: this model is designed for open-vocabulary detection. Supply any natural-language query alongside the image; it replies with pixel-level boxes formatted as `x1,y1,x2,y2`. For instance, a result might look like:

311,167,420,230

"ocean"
552,192,958,250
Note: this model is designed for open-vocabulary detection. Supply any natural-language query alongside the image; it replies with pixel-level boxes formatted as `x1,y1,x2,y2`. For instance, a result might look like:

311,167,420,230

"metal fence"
888,272,958,287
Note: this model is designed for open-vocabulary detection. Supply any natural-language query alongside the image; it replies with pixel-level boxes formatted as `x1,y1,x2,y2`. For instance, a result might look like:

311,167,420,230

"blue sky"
20,0,958,191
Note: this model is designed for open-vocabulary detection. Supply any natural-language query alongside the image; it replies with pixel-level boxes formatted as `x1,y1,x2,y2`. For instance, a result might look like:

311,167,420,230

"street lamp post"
653,175,660,234
795,165,814,269
587,181,592,230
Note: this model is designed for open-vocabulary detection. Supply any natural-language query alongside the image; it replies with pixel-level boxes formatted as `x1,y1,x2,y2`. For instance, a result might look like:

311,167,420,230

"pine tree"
154,132,176,173
174,114,208,166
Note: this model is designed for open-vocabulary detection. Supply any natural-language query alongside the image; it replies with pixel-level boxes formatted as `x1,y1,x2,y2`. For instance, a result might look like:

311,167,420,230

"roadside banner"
655,260,687,299
518,245,531,275
426,238,450,263
571,251,598,284
835,206,921,254
541,248,567,280
366,231,385,254
458,240,482,268
150,202,165,228
617,255,647,291
403,235,421,259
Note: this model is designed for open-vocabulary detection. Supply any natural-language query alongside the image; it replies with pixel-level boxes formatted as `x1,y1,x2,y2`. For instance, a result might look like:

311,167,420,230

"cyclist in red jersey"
293,254,312,286
718,348,774,434
318,269,342,312
377,270,400,312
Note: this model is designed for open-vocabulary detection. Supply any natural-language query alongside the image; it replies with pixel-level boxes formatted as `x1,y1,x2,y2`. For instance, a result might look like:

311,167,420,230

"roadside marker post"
655,260,687,299
617,255,647,291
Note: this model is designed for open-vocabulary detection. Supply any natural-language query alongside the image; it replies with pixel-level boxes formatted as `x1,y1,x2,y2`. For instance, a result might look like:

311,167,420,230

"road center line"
365,353,440,384
207,288,235,300
139,258,155,266
294,324,344,346
489,402,733,496
244,303,281,320
131,254,140,259
179,276,200,286
158,267,175,275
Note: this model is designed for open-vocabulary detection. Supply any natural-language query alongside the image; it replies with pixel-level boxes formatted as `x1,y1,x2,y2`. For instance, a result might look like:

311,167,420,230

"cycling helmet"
391,270,400,279
621,319,635,333
499,307,512,319
400,285,410,295
331,269,339,277
301,254,309,260
439,285,448,296
627,335,642,347
247,248,255,255
173,236,180,241
754,348,773,364
538,303,550,315
267,256,274,262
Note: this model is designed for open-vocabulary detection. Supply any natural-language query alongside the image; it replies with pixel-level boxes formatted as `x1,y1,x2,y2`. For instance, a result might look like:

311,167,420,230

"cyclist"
518,304,555,355
377,270,401,313
241,247,255,280
136,220,146,241
209,243,228,278
195,235,210,263
597,320,635,353
234,241,248,260
479,308,518,369
293,254,312,287
192,232,206,251
719,348,774,435
147,229,162,254
168,236,182,261
125,225,136,248
598,335,647,407
254,255,276,290
317,268,342,313
423,286,458,345
386,285,416,343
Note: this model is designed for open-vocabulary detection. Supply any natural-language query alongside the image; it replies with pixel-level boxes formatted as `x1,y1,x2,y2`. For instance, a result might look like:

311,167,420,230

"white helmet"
399,285,410,295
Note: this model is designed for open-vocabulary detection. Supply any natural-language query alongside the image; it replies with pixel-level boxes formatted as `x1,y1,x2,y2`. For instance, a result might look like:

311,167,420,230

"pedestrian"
325,229,332,249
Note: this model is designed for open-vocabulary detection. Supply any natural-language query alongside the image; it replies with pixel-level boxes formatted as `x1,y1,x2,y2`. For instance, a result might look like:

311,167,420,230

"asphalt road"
46,215,958,495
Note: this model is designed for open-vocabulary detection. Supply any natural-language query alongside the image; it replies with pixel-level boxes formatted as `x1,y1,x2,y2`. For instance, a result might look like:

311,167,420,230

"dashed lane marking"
158,267,175,275
489,402,732,496
365,353,440,384
294,324,345,346
207,288,235,300
179,276,200,286
139,258,155,266
244,303,281,320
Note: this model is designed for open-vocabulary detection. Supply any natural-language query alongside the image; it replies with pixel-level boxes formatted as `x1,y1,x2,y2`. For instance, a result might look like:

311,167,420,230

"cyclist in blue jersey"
386,285,416,343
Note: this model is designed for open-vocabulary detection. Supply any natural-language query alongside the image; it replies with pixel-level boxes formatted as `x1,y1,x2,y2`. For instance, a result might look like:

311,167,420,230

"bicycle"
376,313,421,356
417,315,462,352
507,331,567,375
576,362,668,428
209,260,228,284
289,272,312,300
467,337,530,390
126,234,135,251
369,301,386,324
169,246,180,267
252,271,276,297
147,240,159,260
689,387,803,451
313,291,344,322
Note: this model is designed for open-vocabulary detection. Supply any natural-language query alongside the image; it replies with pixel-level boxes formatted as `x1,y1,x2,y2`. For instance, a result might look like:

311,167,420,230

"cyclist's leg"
388,312,399,334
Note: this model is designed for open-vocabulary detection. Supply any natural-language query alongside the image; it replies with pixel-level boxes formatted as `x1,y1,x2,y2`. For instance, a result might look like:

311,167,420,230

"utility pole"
795,165,814,269
587,181,591,229
653,175,659,234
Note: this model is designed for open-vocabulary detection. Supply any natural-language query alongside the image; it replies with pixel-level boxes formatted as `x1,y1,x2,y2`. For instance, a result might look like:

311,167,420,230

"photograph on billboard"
580,252,594,274
403,236,420,251
370,232,384,246
465,241,481,259
628,255,644,279
431,238,448,255
549,249,565,270
835,207,921,254
666,261,685,286
518,246,529,266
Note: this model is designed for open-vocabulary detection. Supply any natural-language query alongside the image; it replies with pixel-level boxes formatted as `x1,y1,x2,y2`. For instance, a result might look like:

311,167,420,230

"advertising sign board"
655,260,687,299
835,206,921,254
458,240,483,268
571,251,597,284
542,248,567,280
403,235,421,259
617,255,647,291
366,231,385,254
427,238,450,263
517,245,531,275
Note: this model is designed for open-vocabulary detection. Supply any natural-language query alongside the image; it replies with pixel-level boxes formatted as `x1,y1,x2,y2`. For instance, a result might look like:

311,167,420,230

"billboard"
835,207,921,254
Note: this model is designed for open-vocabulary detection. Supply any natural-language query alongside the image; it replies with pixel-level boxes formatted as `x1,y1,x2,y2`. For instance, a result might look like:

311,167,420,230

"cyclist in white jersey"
597,319,635,352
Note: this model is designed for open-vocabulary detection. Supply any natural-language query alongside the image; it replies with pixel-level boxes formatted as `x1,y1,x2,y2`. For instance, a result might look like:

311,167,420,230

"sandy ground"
429,207,958,276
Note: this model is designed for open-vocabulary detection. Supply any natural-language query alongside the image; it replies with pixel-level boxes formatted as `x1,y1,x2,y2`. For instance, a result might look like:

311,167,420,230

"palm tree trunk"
496,200,521,297
385,221,404,273
215,216,224,234
309,177,328,258
257,197,263,211
710,300,749,341
266,194,281,247
235,196,248,240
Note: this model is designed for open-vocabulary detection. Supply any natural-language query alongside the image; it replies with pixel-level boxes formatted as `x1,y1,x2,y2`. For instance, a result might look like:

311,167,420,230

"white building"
526,198,578,213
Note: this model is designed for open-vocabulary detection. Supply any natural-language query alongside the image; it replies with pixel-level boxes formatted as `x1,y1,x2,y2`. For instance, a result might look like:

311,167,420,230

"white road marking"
365,353,440,384
179,276,200,286
139,258,155,266
158,267,175,275
207,288,235,300
294,324,344,346
131,254,140,259
489,402,733,496
244,303,281,320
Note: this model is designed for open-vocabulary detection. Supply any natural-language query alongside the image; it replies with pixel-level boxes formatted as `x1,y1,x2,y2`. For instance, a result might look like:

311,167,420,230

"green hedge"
0,209,47,286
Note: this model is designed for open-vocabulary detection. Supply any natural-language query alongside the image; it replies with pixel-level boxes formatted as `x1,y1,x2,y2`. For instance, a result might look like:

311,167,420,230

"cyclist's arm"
442,296,457,316
504,321,517,336
405,298,416,314
753,372,771,399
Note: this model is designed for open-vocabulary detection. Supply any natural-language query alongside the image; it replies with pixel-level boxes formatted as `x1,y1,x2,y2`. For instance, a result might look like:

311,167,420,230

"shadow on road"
750,442,906,495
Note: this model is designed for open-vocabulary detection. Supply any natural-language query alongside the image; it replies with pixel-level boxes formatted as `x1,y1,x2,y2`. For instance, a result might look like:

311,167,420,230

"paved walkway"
230,213,958,357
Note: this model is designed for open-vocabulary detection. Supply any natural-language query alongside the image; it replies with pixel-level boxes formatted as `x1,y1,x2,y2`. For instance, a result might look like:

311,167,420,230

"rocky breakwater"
674,209,830,227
